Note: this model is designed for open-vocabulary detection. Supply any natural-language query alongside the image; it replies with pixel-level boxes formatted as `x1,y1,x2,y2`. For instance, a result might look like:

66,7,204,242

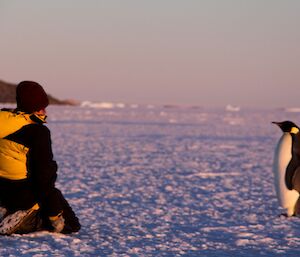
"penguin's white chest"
273,133,299,216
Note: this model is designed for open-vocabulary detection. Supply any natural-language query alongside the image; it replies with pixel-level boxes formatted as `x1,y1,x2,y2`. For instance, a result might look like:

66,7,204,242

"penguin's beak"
272,121,284,131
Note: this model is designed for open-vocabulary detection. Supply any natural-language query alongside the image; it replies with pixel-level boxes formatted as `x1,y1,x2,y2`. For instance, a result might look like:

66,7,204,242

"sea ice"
1,104,300,256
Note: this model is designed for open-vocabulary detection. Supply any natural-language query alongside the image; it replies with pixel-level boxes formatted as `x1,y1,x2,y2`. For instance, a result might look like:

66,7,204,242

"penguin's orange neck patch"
291,127,299,134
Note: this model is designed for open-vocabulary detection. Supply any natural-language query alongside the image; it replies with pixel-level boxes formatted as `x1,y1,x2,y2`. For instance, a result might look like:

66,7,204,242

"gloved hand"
49,212,65,233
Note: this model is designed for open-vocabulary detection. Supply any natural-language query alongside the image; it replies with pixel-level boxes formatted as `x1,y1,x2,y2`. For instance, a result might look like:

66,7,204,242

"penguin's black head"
272,121,300,133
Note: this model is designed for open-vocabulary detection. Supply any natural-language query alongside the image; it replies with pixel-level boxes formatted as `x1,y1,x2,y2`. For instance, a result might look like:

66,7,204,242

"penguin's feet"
277,212,297,218
278,213,289,218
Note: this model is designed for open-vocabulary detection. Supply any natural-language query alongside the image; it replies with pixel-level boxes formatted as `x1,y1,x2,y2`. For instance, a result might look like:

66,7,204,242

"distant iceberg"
81,101,125,109
225,104,240,112
130,104,139,108
115,103,125,108
284,107,300,113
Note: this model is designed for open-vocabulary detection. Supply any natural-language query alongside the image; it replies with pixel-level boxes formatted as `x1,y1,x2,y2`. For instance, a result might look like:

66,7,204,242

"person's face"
35,108,47,115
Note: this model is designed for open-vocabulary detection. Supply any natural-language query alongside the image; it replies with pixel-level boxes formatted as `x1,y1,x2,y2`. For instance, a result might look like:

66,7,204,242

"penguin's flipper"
292,167,300,193
286,159,299,190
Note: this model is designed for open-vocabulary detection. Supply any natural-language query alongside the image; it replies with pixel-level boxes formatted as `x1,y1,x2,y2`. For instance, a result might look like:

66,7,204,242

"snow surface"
1,105,300,256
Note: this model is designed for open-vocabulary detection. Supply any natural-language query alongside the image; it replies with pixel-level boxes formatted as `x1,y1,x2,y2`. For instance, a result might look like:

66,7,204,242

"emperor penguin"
272,121,300,216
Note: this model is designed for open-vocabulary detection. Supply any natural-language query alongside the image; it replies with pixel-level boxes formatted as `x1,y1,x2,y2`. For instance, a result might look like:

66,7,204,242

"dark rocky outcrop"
0,80,77,105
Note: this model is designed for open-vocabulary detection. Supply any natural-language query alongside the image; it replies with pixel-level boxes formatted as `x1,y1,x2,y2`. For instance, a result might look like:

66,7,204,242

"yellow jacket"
0,110,35,180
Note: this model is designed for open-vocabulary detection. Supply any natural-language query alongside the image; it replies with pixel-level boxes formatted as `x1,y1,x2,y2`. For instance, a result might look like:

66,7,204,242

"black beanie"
16,81,49,113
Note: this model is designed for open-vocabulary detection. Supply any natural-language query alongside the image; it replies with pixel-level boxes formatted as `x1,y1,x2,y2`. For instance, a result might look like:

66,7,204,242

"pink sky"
0,0,299,107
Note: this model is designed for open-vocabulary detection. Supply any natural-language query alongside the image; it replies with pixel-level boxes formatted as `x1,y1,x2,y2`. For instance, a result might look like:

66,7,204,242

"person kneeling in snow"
0,81,80,235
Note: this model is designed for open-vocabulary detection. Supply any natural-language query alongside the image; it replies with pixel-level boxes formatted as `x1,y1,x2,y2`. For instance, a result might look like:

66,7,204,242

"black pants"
13,188,80,234
39,188,81,234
